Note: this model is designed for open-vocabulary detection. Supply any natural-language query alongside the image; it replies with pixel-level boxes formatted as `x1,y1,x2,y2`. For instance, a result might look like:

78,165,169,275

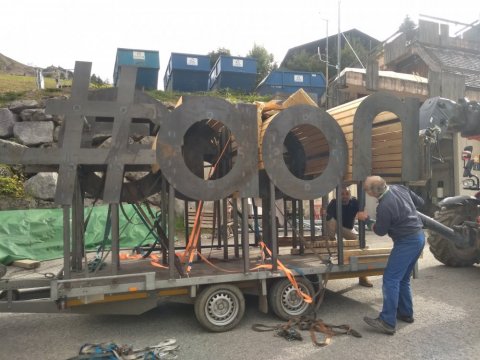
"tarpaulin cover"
0,205,156,265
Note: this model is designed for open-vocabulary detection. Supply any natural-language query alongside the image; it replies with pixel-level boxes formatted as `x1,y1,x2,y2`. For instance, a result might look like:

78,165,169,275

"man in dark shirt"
358,176,425,335
325,187,372,287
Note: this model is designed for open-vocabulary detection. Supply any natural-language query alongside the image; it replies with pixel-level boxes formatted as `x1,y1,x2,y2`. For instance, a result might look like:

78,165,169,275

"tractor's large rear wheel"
427,206,480,267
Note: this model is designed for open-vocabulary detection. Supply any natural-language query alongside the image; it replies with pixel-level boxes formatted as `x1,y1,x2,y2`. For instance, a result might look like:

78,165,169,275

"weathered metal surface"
352,92,420,181
156,96,259,200
8,61,162,205
262,105,348,200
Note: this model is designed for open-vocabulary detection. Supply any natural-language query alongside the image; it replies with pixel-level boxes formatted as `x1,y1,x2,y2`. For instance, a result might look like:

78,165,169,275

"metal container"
164,53,210,92
208,56,257,92
113,48,159,90
256,70,326,101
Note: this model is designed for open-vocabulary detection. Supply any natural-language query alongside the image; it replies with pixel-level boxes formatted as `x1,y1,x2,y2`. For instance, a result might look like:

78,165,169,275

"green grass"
147,89,273,105
0,73,76,106
1,72,274,107
0,73,61,92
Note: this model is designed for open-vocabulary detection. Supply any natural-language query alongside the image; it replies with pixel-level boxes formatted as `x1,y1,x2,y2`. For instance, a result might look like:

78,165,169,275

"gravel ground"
1,233,479,360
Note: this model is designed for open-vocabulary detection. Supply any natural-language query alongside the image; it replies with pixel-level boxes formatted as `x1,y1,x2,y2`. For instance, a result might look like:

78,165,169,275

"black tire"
268,277,315,321
194,284,245,332
427,206,480,267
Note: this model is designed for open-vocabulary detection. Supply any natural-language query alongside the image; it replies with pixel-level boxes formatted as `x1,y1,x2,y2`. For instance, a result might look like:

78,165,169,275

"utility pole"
321,18,329,107
337,0,341,76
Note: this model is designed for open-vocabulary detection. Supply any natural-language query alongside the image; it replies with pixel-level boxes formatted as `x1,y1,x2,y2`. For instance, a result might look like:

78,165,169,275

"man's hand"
357,211,369,221
320,207,327,217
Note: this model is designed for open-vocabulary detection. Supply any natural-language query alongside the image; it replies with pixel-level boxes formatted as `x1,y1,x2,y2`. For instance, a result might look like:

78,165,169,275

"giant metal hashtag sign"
0,61,156,205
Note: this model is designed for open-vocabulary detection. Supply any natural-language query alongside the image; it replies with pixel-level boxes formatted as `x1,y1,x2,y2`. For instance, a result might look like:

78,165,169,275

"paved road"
1,240,479,360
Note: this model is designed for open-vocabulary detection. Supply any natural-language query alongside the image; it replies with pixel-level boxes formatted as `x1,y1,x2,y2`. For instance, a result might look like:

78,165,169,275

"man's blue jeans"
380,230,425,327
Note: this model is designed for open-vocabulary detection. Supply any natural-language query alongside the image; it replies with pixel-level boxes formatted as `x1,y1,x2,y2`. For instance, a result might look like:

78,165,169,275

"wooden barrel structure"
258,94,403,184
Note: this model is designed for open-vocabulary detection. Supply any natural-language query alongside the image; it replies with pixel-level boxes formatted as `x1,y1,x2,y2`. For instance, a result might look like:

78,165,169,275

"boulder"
0,108,18,138
20,108,53,122
24,172,58,200
13,121,54,146
8,100,39,114
0,138,28,154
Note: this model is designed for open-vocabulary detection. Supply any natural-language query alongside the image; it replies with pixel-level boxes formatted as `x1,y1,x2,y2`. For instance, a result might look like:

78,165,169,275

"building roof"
280,29,381,68
339,67,428,83
422,45,480,88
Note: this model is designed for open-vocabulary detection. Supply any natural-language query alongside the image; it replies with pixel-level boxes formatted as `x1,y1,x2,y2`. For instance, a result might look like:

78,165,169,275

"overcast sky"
1,0,479,89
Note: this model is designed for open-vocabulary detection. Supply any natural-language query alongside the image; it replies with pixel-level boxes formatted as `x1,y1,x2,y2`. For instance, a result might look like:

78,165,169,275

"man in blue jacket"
357,176,425,335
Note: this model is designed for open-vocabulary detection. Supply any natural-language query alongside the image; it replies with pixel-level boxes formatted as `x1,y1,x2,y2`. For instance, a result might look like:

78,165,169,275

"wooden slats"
256,92,404,180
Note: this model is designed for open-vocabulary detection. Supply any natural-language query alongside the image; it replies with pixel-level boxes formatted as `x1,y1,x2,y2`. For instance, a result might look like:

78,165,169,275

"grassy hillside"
0,73,58,93
0,73,74,107
0,53,36,76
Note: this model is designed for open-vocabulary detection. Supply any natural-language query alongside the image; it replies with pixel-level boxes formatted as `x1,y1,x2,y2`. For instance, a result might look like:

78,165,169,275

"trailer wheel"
428,206,480,267
194,284,245,332
269,277,315,321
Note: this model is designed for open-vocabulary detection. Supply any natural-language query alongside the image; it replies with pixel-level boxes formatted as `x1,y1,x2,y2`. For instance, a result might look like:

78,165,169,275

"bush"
0,165,25,197
0,91,25,103
0,175,25,197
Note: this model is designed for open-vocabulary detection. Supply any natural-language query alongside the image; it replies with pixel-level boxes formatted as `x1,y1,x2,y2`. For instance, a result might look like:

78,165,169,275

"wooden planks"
256,92,404,182
12,259,41,269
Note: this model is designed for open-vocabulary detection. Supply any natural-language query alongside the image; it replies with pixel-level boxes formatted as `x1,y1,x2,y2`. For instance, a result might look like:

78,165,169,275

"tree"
284,49,323,73
90,73,104,86
399,15,417,40
207,47,231,67
339,35,370,70
246,43,277,85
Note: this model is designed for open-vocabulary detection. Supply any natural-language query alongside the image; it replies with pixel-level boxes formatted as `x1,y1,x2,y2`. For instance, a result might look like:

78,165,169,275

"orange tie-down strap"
252,316,362,346
256,241,313,304
119,252,168,269
119,241,312,306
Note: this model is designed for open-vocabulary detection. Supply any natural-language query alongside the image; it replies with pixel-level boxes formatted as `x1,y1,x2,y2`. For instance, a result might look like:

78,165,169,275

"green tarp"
0,205,156,265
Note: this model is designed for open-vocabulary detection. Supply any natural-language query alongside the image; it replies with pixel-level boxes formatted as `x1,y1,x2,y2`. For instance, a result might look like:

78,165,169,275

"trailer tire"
194,284,245,332
269,277,315,321
427,206,480,267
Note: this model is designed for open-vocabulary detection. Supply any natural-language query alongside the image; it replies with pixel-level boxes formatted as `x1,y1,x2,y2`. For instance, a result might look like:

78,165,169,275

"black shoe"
363,316,396,335
359,277,373,287
397,314,414,323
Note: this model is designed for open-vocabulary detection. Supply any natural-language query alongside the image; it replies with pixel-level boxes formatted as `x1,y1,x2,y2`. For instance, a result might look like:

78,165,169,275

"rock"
13,121,54,146
0,196,37,211
8,100,39,114
24,172,58,200
19,109,35,121
53,125,61,142
20,108,53,122
0,138,28,155
0,108,18,138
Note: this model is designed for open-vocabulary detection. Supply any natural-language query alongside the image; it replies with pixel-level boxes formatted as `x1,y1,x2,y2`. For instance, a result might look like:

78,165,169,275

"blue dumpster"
208,56,257,92
256,70,326,101
164,53,210,92
113,48,159,90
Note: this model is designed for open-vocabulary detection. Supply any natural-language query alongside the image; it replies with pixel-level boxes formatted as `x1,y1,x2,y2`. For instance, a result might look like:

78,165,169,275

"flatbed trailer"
0,238,390,331
0,61,421,332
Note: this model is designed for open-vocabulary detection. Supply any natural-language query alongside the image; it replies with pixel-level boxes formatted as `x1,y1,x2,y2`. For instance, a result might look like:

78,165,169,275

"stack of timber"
256,91,402,182
327,98,402,182
187,210,234,237
288,237,362,255
288,237,392,264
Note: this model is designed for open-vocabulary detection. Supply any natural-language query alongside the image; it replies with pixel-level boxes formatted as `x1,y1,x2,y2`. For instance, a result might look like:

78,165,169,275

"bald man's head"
364,176,387,198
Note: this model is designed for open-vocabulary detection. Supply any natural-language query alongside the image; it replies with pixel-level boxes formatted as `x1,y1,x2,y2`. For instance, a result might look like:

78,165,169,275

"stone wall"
0,99,63,207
